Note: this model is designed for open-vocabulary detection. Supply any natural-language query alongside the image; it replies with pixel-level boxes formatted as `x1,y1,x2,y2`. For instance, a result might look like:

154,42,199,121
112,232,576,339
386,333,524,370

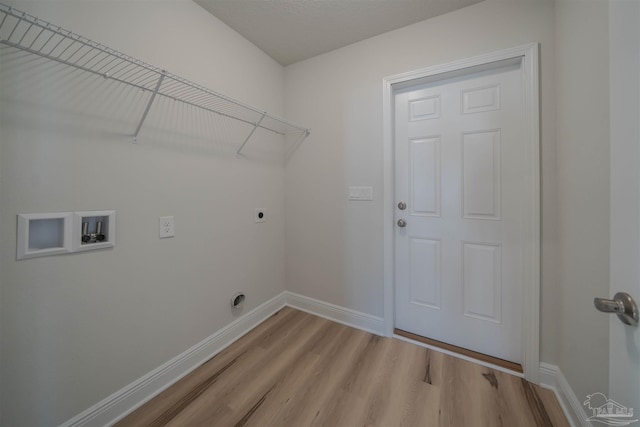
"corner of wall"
553,0,610,404
59,293,289,427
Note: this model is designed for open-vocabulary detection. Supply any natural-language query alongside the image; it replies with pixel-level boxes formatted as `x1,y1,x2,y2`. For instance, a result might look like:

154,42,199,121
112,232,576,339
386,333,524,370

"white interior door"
394,60,527,364
608,0,640,416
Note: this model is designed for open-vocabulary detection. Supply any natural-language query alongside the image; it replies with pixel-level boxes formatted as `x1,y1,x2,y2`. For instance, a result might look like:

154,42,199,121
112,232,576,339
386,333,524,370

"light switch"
348,186,373,201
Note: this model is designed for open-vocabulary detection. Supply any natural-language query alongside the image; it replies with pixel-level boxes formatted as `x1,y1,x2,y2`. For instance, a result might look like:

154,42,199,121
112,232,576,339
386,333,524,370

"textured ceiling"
194,0,484,66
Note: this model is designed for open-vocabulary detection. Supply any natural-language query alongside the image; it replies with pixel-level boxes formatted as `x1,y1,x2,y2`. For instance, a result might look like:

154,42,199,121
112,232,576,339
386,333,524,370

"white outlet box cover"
348,186,373,201
17,210,116,259
17,212,73,260
159,216,175,238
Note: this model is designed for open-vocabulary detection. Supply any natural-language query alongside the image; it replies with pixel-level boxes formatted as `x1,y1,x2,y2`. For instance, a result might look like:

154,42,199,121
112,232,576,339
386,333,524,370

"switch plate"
159,216,175,238
255,208,266,223
348,186,373,201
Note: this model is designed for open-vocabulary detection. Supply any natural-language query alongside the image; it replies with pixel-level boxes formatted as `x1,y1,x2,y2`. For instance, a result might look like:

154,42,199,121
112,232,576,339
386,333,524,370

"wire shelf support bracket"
133,72,165,143
236,112,266,156
0,2,310,151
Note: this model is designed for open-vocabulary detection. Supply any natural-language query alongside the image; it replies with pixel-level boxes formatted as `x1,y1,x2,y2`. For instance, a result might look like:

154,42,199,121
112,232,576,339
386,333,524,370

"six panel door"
394,62,526,363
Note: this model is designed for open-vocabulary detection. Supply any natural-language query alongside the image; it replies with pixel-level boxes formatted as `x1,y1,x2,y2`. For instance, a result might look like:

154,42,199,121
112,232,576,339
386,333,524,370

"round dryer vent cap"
231,292,246,308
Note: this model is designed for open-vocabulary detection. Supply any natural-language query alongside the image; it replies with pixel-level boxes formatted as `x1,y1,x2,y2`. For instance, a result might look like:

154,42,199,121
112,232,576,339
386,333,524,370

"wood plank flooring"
117,308,568,427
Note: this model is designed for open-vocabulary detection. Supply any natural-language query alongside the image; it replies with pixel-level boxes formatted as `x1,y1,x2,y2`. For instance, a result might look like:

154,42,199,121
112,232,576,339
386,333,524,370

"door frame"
609,0,640,408
382,43,540,383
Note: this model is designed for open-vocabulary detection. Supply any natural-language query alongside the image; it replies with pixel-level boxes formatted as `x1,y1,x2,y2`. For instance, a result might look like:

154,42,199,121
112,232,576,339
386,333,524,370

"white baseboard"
539,363,589,427
60,292,288,427
58,290,592,427
283,291,385,336
59,291,384,427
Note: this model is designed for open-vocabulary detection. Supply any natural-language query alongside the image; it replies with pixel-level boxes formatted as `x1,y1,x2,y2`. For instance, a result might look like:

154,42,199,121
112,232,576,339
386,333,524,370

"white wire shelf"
0,2,310,154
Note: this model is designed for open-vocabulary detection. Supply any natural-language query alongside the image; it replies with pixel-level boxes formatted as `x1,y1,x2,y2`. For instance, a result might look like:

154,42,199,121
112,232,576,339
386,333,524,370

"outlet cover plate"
348,186,373,201
159,216,175,238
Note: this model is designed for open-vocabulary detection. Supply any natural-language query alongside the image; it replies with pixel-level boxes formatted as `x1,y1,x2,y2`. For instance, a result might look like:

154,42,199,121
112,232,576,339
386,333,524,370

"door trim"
382,43,540,383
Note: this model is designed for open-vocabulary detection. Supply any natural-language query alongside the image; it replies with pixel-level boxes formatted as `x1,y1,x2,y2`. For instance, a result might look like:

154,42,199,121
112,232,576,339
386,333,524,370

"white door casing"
394,61,525,364
382,44,540,382
609,0,640,414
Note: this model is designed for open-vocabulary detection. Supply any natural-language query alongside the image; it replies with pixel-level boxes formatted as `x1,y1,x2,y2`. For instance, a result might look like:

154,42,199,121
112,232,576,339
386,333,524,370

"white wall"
555,0,610,402
0,1,286,425
284,0,561,364
0,0,617,424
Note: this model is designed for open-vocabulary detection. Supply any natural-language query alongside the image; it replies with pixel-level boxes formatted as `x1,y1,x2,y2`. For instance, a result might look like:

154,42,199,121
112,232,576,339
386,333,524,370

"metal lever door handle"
594,292,639,326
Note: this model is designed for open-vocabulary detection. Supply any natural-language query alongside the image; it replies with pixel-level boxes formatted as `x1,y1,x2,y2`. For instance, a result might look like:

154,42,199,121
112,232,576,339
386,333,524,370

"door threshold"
394,329,523,374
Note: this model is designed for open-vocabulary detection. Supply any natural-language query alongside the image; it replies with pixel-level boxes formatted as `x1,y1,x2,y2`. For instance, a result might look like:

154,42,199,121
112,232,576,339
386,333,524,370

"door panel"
409,237,441,309
410,137,441,216
462,242,501,323
394,62,525,363
462,130,501,219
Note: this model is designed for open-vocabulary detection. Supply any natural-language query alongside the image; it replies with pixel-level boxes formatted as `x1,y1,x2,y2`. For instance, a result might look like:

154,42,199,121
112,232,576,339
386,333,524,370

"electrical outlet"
255,208,266,223
159,216,174,238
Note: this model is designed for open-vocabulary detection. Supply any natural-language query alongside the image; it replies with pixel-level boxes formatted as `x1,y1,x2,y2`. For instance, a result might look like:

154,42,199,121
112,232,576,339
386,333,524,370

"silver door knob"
594,292,638,326
397,219,407,227
398,201,407,210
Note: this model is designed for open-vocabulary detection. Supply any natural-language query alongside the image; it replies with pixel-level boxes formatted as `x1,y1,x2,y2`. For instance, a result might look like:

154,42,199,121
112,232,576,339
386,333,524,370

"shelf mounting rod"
133,72,165,143
236,112,266,156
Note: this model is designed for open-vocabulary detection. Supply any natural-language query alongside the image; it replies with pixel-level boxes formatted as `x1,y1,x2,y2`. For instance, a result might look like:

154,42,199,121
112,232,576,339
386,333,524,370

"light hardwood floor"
117,307,569,427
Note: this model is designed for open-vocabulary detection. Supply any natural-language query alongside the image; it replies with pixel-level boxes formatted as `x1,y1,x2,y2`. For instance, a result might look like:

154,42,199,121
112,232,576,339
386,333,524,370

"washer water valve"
81,220,106,244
